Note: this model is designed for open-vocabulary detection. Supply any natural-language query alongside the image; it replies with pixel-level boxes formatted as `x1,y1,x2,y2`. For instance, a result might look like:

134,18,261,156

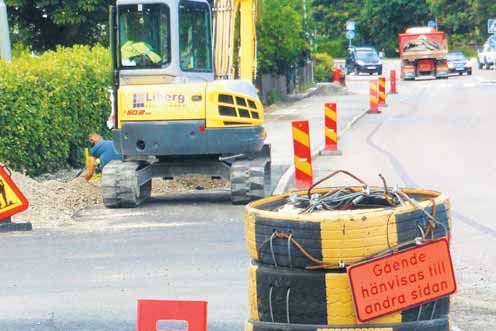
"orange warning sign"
0,166,29,220
347,238,456,323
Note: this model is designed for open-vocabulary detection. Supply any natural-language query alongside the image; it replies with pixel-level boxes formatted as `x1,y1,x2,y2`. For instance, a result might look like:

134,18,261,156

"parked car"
477,39,496,69
447,52,472,75
345,46,383,75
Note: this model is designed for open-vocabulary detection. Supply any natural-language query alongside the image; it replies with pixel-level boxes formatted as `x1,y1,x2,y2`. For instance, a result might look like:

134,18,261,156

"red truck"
399,27,449,80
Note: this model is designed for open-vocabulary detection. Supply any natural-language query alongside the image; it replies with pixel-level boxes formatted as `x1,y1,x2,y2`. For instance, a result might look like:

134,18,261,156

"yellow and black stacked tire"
245,319,450,331
244,187,452,331
245,188,451,269
248,262,449,325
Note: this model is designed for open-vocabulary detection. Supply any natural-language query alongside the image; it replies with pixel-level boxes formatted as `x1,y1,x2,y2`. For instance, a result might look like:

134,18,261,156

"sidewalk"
264,81,371,170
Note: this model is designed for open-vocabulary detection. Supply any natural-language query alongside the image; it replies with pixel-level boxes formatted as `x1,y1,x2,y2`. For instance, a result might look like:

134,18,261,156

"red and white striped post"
367,80,381,114
378,76,387,106
292,120,313,189
390,70,398,94
320,103,342,156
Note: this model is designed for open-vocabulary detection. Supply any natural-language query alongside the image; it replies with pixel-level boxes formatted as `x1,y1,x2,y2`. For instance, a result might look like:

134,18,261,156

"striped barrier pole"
367,80,381,114
333,68,341,83
390,70,398,94
378,76,387,106
292,120,313,189
320,103,342,156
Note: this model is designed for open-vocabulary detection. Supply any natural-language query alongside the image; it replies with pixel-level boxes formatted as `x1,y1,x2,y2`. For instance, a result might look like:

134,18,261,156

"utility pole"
0,0,12,62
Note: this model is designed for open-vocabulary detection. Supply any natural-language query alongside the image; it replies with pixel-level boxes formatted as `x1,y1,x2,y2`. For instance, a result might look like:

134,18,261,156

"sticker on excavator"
347,238,456,323
0,166,29,220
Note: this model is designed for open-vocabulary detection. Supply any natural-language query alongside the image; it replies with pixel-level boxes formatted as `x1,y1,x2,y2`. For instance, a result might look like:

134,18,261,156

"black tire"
248,262,450,325
458,72,463,76
245,188,451,269
468,69,472,75
102,160,151,208
245,318,449,331
478,61,483,69
231,159,271,205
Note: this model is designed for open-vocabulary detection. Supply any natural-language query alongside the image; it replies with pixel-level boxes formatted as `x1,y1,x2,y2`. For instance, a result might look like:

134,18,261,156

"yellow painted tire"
248,262,449,326
245,187,451,269
245,318,449,331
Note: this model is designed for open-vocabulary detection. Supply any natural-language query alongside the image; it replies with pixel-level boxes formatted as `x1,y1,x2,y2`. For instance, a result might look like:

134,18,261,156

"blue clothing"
89,141,123,168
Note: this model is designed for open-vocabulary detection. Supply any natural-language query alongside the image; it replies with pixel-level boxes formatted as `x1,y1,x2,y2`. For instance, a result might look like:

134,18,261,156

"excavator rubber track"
230,158,271,205
102,160,152,208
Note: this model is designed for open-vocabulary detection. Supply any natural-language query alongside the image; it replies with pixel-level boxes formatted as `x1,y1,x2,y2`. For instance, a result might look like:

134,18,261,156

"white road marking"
271,108,298,115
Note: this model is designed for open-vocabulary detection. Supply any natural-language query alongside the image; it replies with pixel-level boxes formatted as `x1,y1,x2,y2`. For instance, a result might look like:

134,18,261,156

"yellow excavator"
103,0,271,207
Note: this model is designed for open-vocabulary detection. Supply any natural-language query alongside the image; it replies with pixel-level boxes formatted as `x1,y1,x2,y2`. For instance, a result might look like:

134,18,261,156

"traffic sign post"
488,19,496,34
346,20,356,48
490,20,496,71
0,165,32,232
346,20,355,32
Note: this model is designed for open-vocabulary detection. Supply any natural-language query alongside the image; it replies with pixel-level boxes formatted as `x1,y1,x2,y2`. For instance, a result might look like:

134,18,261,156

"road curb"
273,107,370,195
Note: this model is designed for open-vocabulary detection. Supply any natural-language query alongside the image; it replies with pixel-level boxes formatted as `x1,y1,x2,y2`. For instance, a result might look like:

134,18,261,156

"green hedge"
313,52,334,82
0,45,111,176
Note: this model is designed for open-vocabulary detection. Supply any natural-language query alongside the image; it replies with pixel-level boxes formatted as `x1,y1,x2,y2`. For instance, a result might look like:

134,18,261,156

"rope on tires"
259,230,447,270
269,286,274,322
286,288,291,324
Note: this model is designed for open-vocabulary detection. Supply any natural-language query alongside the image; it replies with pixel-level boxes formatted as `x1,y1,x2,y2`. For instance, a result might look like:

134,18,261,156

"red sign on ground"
0,166,29,220
347,238,456,323
137,300,207,331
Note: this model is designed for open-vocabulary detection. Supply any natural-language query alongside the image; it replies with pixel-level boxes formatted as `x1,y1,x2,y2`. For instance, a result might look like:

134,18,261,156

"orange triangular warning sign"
0,166,29,220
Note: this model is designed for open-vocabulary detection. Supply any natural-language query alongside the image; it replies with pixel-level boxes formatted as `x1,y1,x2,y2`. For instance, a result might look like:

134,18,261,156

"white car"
477,41,496,69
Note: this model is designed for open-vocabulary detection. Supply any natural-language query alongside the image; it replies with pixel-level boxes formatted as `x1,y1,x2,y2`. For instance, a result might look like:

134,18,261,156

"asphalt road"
1,61,495,331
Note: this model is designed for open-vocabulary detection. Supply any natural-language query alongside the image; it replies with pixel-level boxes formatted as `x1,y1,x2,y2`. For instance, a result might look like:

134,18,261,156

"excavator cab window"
179,0,212,72
118,3,171,68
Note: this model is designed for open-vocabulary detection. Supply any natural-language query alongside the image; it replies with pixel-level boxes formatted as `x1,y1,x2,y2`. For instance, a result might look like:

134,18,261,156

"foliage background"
0,46,111,175
2,0,495,173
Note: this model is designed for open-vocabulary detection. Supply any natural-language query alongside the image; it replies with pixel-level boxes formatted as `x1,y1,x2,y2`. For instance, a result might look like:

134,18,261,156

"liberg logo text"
133,92,186,108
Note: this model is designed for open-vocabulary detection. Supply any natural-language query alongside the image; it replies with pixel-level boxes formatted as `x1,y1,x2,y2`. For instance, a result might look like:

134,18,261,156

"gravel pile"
9,169,226,228
11,171,101,228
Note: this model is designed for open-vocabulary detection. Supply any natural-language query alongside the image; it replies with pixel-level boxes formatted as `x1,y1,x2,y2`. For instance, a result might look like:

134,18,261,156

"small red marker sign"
347,238,456,323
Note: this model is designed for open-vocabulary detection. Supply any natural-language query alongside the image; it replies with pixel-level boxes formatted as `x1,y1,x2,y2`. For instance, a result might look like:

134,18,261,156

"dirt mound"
9,170,226,228
314,82,353,96
11,171,102,228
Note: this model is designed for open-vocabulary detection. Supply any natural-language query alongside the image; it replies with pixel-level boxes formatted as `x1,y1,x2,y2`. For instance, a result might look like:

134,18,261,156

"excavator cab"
103,0,271,207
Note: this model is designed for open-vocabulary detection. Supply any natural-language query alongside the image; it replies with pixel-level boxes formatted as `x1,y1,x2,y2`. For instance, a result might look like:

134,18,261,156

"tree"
257,0,309,74
468,0,496,42
359,0,431,56
6,0,113,51
311,0,362,57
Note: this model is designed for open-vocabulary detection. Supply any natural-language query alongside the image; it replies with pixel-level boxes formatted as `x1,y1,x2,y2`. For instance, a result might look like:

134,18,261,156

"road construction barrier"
368,80,380,113
248,261,449,325
137,300,207,331
245,188,451,269
378,76,387,106
0,164,31,232
245,318,450,331
390,70,398,94
333,68,341,83
244,171,455,330
291,121,313,189
322,103,341,155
